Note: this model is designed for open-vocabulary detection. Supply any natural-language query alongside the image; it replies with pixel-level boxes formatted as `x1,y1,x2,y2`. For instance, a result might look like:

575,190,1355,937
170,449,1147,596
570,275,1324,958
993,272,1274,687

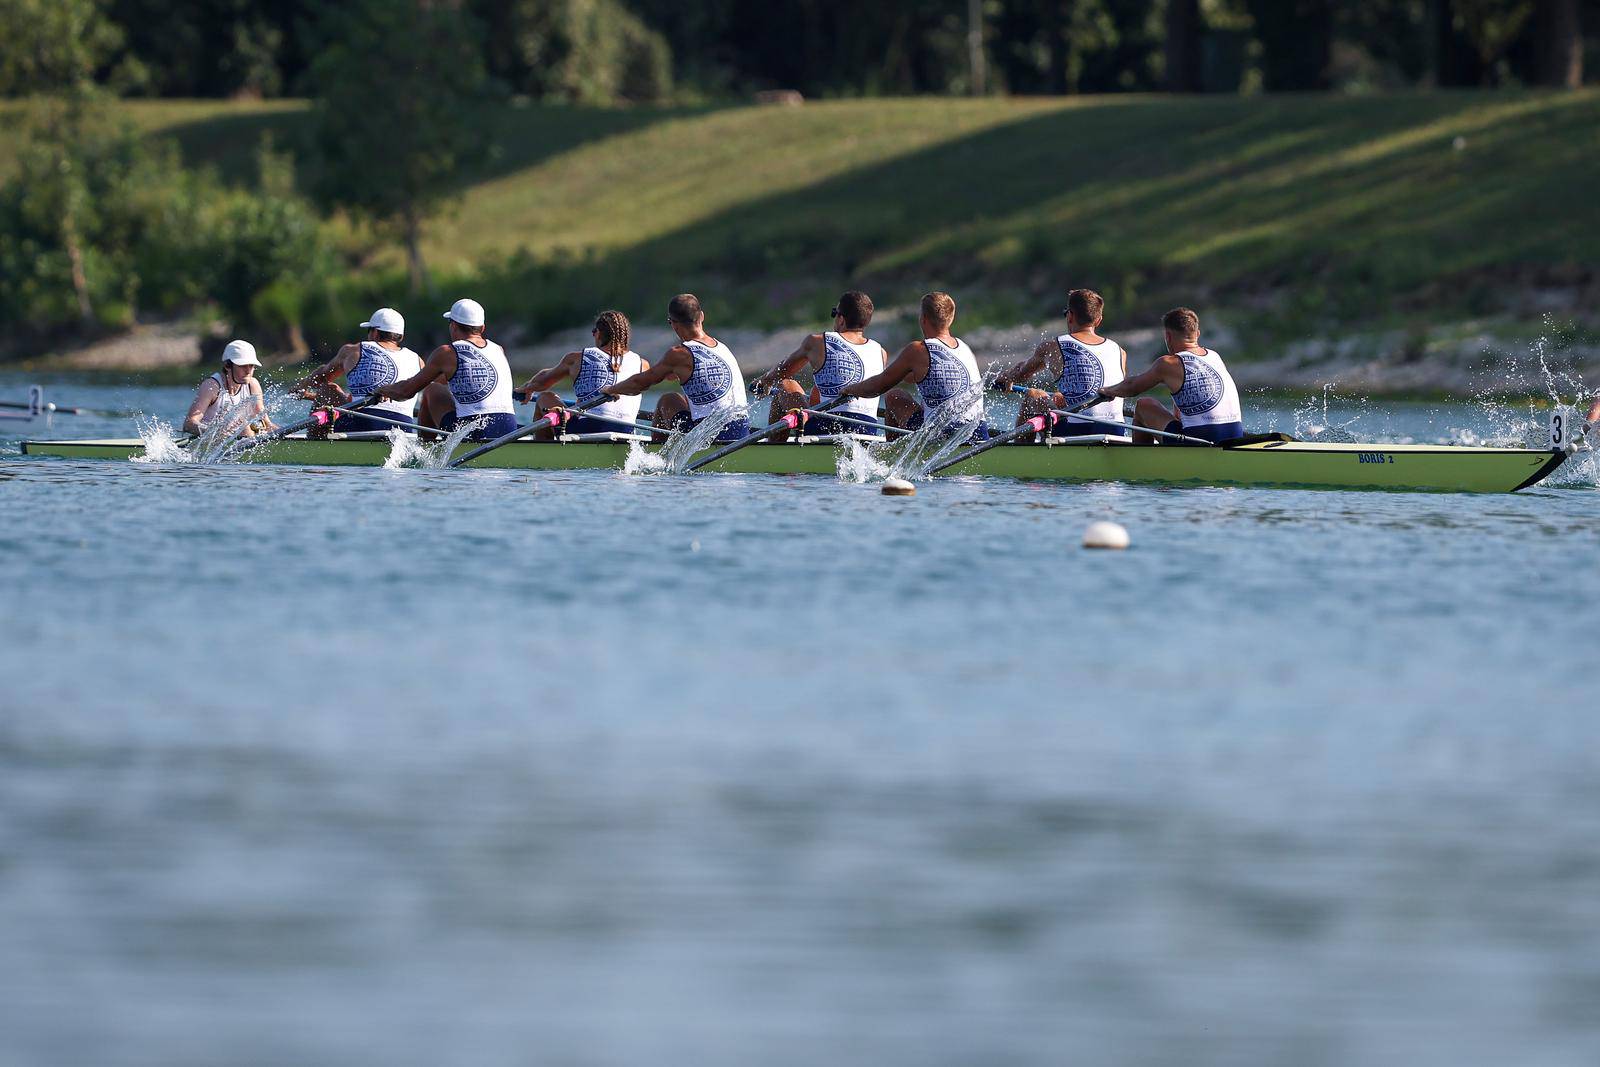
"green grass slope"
5,91,1596,341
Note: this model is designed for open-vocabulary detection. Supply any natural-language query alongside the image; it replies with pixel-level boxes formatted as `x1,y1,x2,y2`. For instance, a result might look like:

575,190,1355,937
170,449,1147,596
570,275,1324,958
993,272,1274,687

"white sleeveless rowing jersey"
919,337,984,425
200,372,257,428
815,332,885,423
681,338,747,422
574,346,643,425
1055,334,1125,426
1171,348,1242,428
448,339,515,418
349,341,422,419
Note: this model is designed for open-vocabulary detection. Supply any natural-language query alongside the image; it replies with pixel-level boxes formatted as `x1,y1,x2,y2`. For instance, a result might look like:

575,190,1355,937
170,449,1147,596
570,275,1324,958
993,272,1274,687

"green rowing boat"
17,432,1567,492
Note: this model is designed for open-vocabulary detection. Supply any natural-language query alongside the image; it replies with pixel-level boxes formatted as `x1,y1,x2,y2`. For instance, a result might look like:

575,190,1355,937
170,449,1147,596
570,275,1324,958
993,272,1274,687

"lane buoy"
1083,520,1129,550
881,477,916,497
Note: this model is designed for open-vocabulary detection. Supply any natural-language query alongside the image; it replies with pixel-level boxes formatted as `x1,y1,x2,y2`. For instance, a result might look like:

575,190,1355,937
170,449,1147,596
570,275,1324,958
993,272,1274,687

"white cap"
221,340,260,366
360,307,405,335
443,298,485,328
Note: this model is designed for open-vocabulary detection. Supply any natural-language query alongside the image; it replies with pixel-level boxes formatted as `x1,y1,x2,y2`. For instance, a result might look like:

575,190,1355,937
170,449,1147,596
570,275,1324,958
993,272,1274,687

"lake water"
3,375,1599,1066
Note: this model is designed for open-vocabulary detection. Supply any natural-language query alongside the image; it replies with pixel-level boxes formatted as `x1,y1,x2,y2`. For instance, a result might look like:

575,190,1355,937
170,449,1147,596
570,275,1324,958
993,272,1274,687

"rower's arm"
295,344,359,391
1101,355,1181,399
754,335,821,393
248,379,274,432
522,351,580,396
997,341,1050,390
606,347,686,396
182,378,220,435
840,342,921,400
380,345,453,402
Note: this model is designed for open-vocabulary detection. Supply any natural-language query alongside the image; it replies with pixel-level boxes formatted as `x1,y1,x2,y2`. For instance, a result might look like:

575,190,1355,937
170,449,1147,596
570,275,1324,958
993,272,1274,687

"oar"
799,408,912,437
447,397,608,468
684,400,850,473
513,390,677,436
999,383,1216,447
929,394,1109,475
328,405,449,439
236,395,382,451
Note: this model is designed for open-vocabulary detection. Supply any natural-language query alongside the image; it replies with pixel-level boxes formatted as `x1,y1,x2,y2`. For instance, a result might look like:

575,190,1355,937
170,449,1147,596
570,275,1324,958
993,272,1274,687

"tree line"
0,0,1591,102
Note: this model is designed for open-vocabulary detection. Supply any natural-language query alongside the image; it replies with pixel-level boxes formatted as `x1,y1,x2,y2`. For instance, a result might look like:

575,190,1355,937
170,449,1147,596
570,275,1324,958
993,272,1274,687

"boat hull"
17,436,1567,493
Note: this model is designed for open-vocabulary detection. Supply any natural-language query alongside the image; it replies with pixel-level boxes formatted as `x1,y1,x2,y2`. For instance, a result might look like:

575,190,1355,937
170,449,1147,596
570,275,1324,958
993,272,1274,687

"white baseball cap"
360,307,405,334
443,298,485,328
221,340,260,366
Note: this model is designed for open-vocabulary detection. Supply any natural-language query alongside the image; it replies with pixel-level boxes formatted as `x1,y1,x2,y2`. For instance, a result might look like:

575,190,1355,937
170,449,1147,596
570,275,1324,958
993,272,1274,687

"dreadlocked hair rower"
601,294,749,444
517,311,648,440
372,298,517,441
835,291,989,441
752,290,886,440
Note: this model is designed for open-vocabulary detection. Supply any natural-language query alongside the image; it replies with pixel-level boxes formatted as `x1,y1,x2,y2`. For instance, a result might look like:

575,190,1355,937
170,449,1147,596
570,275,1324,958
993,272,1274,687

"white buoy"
1082,520,1129,550
881,477,916,497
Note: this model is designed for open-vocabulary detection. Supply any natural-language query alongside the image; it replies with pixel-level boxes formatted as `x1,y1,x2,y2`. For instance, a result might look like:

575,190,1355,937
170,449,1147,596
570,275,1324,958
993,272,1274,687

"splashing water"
867,391,981,480
382,423,476,469
623,406,746,475
1293,383,1368,442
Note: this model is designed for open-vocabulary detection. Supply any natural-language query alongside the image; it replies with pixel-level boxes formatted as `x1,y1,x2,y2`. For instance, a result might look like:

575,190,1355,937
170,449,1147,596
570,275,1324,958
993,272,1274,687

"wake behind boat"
19,429,1567,493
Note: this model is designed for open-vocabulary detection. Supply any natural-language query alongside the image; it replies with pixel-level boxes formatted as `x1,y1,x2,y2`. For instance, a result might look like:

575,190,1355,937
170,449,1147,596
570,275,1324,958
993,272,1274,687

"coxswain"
835,291,988,439
996,288,1127,437
751,290,886,439
182,340,276,438
1097,307,1243,444
295,307,423,435
372,298,517,440
517,311,649,440
600,294,749,443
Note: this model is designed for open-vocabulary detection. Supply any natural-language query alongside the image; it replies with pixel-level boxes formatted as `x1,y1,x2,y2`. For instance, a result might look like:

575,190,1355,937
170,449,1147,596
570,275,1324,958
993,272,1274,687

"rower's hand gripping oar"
684,397,849,473
927,392,1107,475
231,394,383,451
447,396,608,468
999,383,1219,448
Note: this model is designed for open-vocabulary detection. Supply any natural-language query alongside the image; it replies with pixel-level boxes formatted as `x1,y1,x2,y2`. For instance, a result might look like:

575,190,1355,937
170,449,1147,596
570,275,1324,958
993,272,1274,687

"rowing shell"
18,433,1567,493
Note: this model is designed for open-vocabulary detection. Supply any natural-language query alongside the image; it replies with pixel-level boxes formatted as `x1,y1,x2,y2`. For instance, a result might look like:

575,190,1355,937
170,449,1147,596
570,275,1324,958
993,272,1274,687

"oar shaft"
799,408,910,437
1047,407,1210,447
928,416,1049,474
685,411,799,472
328,405,448,438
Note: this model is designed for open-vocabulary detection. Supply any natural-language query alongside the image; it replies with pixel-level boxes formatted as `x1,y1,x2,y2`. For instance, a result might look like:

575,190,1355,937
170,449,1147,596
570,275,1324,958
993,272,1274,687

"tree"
305,0,500,295
472,0,672,104
1244,0,1334,91
1534,0,1582,87
1165,0,1203,92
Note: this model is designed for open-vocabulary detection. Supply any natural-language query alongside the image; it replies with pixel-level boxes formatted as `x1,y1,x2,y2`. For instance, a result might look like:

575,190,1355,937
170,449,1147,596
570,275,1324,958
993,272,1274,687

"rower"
1097,307,1243,444
372,298,517,440
996,288,1127,438
517,310,649,440
600,294,749,443
182,340,276,438
295,307,423,435
751,290,886,439
835,291,988,440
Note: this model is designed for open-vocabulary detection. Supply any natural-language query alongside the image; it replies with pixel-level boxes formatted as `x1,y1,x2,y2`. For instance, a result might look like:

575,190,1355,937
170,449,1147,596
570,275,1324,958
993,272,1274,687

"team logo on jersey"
816,336,866,398
348,344,398,394
921,344,972,405
682,343,732,405
449,342,499,405
574,351,617,404
1057,339,1104,408
1175,354,1224,416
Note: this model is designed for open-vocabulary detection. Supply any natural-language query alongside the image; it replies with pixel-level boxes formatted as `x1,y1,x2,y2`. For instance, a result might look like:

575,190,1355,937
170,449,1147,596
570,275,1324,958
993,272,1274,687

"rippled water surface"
3,377,1600,1066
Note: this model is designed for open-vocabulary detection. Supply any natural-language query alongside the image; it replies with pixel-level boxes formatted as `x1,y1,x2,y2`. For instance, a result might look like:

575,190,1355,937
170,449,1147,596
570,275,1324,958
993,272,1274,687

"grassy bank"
4,90,1598,358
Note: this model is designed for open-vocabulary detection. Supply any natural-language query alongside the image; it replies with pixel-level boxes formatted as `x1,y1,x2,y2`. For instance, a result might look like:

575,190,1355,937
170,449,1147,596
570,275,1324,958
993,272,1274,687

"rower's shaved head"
668,294,704,326
1163,307,1200,341
1066,289,1104,327
921,292,956,332
836,291,873,330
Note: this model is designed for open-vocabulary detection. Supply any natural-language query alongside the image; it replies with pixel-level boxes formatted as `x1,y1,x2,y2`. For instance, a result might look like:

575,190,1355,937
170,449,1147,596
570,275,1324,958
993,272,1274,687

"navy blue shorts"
906,410,990,442
669,411,752,444
1164,420,1244,443
1049,419,1127,439
339,410,415,434
805,412,884,438
569,414,639,435
441,411,519,441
